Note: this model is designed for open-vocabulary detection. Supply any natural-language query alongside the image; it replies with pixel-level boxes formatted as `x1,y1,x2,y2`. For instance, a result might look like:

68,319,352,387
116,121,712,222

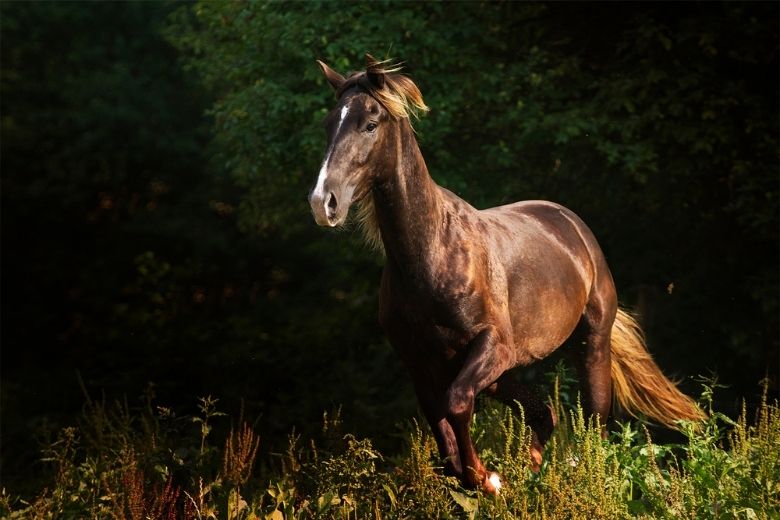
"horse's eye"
366,122,378,132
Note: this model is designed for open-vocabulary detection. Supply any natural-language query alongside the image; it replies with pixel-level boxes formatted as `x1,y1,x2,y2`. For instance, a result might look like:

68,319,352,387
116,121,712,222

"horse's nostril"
327,192,338,212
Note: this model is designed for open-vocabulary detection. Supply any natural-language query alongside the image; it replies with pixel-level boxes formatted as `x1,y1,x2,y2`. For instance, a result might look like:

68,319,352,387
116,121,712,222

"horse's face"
309,62,393,227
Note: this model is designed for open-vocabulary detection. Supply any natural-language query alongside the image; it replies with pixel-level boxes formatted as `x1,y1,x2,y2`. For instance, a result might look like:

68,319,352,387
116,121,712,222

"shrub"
2,380,777,519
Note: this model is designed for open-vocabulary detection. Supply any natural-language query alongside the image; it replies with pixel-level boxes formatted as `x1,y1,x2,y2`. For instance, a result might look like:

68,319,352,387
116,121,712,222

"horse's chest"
380,275,484,354
391,304,475,355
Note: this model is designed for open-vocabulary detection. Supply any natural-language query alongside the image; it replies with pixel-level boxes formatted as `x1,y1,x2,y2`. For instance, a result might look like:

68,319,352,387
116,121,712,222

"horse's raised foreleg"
485,374,557,471
446,325,512,494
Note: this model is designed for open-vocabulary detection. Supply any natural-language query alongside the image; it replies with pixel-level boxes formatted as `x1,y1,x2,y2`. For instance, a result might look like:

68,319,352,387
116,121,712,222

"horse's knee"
446,386,474,421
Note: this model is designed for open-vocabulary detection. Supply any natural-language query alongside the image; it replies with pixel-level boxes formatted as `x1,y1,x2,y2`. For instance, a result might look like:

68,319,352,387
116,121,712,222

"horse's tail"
610,309,705,429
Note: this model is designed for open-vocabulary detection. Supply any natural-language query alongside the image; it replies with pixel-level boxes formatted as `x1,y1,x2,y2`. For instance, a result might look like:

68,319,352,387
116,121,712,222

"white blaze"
312,105,349,200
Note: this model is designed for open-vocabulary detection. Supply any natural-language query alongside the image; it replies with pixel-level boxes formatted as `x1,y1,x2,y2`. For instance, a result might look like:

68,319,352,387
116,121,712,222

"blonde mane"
340,57,429,253
365,64,429,121
355,194,383,253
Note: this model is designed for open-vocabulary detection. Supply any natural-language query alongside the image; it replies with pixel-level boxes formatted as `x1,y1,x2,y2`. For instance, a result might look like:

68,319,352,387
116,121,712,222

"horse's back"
481,200,605,269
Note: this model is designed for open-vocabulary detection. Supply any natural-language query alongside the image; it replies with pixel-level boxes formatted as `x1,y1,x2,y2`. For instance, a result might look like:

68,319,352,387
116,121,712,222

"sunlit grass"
2,376,778,519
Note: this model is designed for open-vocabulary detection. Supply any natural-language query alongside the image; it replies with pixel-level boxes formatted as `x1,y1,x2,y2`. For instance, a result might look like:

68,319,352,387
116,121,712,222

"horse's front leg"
409,371,463,478
391,335,464,478
446,325,513,494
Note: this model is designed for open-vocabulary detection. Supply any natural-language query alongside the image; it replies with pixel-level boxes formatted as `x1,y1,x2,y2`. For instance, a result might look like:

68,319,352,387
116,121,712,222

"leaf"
316,492,336,513
627,499,647,514
449,489,478,513
382,483,397,509
744,509,757,520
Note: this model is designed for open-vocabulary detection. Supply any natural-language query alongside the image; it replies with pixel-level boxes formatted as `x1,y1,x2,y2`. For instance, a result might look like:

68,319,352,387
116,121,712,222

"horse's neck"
373,121,443,277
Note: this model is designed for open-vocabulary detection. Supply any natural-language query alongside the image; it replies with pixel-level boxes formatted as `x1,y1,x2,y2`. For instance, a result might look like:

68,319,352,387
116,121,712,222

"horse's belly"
507,270,588,363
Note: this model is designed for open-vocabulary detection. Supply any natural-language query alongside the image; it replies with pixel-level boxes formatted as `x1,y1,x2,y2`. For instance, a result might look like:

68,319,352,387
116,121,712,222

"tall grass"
2,376,778,519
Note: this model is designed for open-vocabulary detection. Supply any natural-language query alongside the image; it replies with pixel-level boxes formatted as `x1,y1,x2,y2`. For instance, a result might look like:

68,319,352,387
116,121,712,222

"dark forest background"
2,1,777,496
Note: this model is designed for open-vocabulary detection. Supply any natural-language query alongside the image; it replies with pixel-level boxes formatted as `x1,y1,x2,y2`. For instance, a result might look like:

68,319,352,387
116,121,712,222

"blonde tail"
610,309,705,429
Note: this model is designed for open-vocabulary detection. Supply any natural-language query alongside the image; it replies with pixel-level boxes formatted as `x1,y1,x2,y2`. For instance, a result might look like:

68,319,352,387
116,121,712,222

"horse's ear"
365,53,385,89
317,60,345,91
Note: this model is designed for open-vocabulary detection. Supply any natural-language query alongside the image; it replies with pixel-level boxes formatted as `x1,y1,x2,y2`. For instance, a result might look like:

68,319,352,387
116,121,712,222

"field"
4,375,777,520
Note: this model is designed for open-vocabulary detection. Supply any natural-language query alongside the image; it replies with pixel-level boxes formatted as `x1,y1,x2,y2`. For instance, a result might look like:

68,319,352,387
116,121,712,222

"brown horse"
309,54,704,495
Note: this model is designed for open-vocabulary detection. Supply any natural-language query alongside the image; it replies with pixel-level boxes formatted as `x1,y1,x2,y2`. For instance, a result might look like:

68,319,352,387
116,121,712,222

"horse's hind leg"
573,281,617,429
485,375,556,471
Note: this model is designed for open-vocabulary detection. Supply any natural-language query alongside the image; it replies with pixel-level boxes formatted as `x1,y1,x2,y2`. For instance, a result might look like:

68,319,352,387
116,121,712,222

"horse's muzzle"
309,190,340,227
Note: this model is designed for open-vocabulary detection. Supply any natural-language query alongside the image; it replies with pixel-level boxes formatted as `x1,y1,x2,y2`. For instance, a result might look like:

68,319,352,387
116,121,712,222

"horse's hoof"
530,447,543,472
483,471,502,495
530,432,543,472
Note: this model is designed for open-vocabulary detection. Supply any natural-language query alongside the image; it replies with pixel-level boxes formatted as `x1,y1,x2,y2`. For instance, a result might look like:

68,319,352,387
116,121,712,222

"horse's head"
308,54,427,227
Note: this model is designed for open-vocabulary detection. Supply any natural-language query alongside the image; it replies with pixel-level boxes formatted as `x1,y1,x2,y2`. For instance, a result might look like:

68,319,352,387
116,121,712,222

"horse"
308,54,704,495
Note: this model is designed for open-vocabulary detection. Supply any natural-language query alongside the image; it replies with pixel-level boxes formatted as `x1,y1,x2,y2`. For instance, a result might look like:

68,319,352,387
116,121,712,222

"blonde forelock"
337,60,429,122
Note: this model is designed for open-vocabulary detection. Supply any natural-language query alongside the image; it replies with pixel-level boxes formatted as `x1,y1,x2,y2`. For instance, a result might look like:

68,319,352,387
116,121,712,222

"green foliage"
1,1,413,493
166,0,779,389
3,383,778,519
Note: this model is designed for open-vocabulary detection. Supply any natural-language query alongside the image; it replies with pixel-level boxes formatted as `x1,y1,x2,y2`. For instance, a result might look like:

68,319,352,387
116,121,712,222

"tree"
169,1,778,397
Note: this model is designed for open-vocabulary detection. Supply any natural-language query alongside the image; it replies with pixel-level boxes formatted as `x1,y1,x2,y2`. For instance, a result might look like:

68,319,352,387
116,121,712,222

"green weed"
2,379,777,519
